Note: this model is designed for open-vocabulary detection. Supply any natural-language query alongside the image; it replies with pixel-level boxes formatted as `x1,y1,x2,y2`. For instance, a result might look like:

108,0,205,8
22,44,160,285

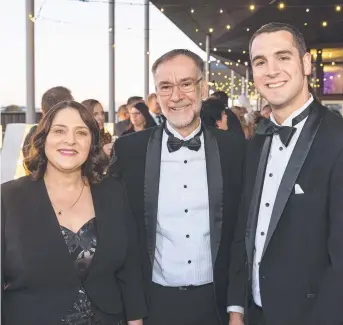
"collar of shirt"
270,94,314,127
150,111,158,119
165,120,202,141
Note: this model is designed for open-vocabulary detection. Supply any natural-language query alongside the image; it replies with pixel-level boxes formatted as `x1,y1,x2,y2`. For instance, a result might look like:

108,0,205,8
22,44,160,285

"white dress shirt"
152,121,213,286
252,95,314,307
150,111,163,125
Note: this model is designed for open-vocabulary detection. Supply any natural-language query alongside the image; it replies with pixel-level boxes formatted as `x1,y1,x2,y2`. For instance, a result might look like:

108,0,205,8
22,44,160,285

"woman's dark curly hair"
24,100,109,184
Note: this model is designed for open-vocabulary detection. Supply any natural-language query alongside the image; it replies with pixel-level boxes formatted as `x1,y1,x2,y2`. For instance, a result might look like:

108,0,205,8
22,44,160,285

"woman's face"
129,106,146,128
93,103,105,130
45,107,92,174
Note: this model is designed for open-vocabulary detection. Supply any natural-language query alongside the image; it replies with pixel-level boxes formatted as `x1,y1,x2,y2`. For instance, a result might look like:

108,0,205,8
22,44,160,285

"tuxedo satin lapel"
144,124,164,264
245,135,272,270
262,102,325,258
203,126,223,266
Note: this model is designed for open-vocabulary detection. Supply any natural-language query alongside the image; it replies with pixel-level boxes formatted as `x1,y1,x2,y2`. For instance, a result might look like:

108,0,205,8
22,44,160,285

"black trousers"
144,282,220,325
248,300,266,325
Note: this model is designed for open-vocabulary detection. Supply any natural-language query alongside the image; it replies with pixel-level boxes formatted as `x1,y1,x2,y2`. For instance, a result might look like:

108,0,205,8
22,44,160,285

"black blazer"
1,176,147,325
229,101,343,325
109,123,246,325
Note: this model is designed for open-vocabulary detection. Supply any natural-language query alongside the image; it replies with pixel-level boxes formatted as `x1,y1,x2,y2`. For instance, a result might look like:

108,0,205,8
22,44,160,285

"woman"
1,101,147,325
201,98,228,130
231,105,254,139
82,99,113,157
121,102,155,136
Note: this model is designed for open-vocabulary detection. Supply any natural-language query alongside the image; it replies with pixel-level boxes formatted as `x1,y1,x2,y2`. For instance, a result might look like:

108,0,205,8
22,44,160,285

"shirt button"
269,173,273,177
279,147,284,151
186,234,190,238
188,260,192,264
265,203,270,207
184,160,188,164
184,185,187,188
185,209,188,213
261,232,265,236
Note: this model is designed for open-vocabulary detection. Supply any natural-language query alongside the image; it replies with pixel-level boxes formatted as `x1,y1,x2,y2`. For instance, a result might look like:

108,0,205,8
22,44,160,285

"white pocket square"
294,184,304,195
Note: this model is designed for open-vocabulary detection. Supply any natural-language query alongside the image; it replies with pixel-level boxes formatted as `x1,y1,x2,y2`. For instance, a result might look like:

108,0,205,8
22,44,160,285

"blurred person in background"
211,91,245,139
147,93,166,126
261,104,272,119
201,98,228,130
122,102,155,136
82,99,113,157
232,106,254,139
23,86,74,159
2,100,147,325
114,96,144,136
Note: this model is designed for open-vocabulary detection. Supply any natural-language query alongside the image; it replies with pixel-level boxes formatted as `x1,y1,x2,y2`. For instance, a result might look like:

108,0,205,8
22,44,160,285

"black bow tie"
165,126,202,153
255,105,311,147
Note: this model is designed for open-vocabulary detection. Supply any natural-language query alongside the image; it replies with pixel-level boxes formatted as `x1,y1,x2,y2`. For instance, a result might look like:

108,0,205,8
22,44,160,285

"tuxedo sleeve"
307,147,343,325
227,147,248,311
116,183,148,320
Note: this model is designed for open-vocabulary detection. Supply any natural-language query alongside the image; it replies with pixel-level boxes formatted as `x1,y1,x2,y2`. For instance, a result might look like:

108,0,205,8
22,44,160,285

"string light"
220,9,223,13
195,28,199,32
209,28,214,33
336,5,341,12
247,28,250,31
214,47,217,51
226,25,231,30
243,50,246,54
306,8,310,12
199,42,202,46
191,8,195,13
278,2,285,10
160,8,164,12
304,23,308,26
322,21,328,27
332,62,336,65
228,49,231,52
249,5,255,11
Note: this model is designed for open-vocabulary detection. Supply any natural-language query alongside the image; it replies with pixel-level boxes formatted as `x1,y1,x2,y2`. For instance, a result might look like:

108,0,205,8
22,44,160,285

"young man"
147,93,166,126
22,86,73,158
110,49,246,325
228,22,343,325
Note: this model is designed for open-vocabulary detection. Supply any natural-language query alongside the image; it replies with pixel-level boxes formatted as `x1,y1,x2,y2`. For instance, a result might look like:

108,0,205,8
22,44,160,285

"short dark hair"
152,49,204,76
127,96,143,108
41,86,74,115
211,91,229,106
201,98,226,128
249,22,307,59
81,99,101,114
24,100,108,184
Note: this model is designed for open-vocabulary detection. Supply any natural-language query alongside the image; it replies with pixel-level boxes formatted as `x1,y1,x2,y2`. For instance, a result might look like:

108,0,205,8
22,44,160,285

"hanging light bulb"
250,4,255,11
322,21,328,27
191,9,195,13
336,5,341,12
278,2,285,10
209,28,214,33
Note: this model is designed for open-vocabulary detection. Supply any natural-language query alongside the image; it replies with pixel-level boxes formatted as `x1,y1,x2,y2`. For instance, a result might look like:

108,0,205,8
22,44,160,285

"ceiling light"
278,2,285,10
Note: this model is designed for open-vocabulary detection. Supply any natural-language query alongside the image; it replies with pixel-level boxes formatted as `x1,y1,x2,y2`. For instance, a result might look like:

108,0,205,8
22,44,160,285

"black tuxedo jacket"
1,176,147,325
109,123,246,324
229,101,343,325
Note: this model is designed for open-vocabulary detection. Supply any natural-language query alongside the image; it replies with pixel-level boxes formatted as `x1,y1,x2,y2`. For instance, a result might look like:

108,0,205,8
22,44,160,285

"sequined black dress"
60,218,125,325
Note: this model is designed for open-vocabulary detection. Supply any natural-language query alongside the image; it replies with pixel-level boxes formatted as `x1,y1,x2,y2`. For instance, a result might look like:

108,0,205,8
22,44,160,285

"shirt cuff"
227,306,244,314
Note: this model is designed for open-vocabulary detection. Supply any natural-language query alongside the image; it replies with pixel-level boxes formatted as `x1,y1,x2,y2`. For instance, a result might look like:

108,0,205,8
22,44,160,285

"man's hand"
229,312,244,325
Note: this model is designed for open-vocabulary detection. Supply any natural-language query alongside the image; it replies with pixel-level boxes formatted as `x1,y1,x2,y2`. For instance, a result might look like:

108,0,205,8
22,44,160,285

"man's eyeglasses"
156,78,203,96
